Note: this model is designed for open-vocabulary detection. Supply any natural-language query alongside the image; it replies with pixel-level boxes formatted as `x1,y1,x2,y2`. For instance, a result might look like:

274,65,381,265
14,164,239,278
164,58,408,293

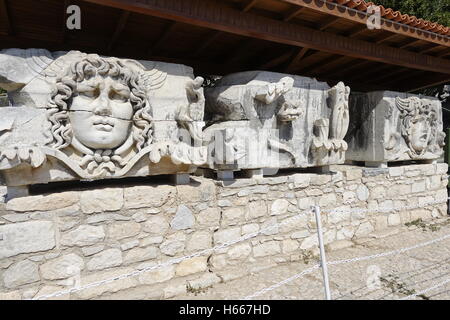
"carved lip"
93,117,115,131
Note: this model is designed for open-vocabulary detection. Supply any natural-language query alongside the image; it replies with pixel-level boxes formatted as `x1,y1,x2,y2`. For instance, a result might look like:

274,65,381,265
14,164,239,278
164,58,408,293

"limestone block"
124,247,159,264
170,205,195,230
282,239,299,254
108,221,141,240
139,265,175,285
242,223,259,235
160,233,186,256
86,249,123,271
76,267,139,299
186,231,212,252
40,254,85,280
346,91,445,163
124,185,175,209
143,215,169,235
319,193,337,207
387,214,401,226
260,217,278,236
222,207,245,225
175,256,208,276
213,227,241,245
326,240,353,251
6,192,79,212
3,260,40,289
355,222,375,237
270,199,290,216
436,163,448,175
356,185,370,201
227,243,252,260
187,273,221,290
60,225,105,247
196,208,220,228
253,241,281,257
0,49,207,188
80,188,124,213
0,221,55,259
245,201,267,220
345,169,362,181
82,245,105,257
203,71,350,172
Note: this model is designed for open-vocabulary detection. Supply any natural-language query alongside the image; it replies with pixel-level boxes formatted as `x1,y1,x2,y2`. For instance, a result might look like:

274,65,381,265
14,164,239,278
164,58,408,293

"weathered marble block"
346,91,445,166
202,71,350,174
0,49,207,190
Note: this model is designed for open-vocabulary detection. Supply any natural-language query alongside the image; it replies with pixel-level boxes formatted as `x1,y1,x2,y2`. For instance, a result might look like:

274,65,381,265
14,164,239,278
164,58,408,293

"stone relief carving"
310,82,350,164
346,91,445,165
203,71,349,173
0,49,207,188
394,96,445,158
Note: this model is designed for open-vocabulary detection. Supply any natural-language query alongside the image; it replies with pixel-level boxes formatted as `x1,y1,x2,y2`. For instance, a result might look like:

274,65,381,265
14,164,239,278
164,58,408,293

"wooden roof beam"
280,0,450,47
107,10,130,52
83,0,450,75
259,48,296,70
403,73,450,93
282,6,305,22
418,44,440,55
284,47,309,73
399,39,423,50
346,25,368,38
437,48,450,58
366,67,410,84
375,33,400,45
147,21,178,56
0,0,13,35
192,30,222,57
192,0,261,58
241,0,259,13
318,16,341,31
312,56,351,77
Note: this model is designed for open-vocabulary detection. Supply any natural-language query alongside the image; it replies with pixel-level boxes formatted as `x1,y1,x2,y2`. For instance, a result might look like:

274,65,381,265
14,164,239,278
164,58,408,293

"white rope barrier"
32,209,314,300
32,198,449,300
242,233,450,300
400,278,450,300
241,264,321,300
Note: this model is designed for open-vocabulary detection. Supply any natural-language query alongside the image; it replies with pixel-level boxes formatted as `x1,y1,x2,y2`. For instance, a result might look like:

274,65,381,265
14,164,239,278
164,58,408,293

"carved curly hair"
46,54,152,151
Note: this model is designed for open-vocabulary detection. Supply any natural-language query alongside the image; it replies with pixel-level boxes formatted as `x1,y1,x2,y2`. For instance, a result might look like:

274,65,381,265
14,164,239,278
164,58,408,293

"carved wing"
132,61,167,91
395,97,414,113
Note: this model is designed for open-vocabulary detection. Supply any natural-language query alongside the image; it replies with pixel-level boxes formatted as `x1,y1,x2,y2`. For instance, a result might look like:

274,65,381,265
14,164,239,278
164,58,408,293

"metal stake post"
313,205,332,300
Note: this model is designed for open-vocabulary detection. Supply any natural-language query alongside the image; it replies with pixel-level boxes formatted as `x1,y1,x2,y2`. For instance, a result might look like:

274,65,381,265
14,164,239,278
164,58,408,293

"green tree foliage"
374,0,450,27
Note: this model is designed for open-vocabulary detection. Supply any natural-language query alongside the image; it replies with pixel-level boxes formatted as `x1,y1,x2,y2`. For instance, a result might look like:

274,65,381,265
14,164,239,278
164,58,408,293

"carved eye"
79,87,100,99
109,90,128,102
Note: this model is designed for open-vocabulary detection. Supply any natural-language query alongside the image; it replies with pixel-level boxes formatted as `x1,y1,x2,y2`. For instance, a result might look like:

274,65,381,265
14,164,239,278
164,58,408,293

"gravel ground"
174,216,450,300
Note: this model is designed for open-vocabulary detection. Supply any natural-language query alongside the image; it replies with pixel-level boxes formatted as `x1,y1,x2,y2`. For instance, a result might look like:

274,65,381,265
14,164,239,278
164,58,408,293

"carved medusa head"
46,54,152,153
396,97,440,156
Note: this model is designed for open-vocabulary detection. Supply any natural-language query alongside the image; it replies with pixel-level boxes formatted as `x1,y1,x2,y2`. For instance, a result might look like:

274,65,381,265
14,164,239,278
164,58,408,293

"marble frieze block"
346,91,445,166
0,49,207,188
202,71,351,172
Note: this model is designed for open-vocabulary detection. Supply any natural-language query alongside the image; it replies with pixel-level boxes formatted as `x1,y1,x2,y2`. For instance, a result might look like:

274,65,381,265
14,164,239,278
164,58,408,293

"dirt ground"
175,216,450,300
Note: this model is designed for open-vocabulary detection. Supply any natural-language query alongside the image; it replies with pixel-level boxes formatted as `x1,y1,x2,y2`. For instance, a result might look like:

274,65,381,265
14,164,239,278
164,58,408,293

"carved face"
69,76,133,150
410,116,431,153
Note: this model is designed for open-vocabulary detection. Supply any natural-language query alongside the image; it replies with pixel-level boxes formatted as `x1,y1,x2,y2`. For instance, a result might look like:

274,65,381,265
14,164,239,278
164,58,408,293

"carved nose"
93,95,112,116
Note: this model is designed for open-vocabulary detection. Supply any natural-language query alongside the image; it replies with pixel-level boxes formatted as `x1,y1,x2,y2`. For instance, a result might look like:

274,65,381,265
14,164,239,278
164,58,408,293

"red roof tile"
326,0,450,36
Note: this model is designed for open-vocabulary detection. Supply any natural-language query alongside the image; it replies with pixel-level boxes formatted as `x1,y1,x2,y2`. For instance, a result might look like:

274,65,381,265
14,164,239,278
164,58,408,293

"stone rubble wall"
0,163,448,300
